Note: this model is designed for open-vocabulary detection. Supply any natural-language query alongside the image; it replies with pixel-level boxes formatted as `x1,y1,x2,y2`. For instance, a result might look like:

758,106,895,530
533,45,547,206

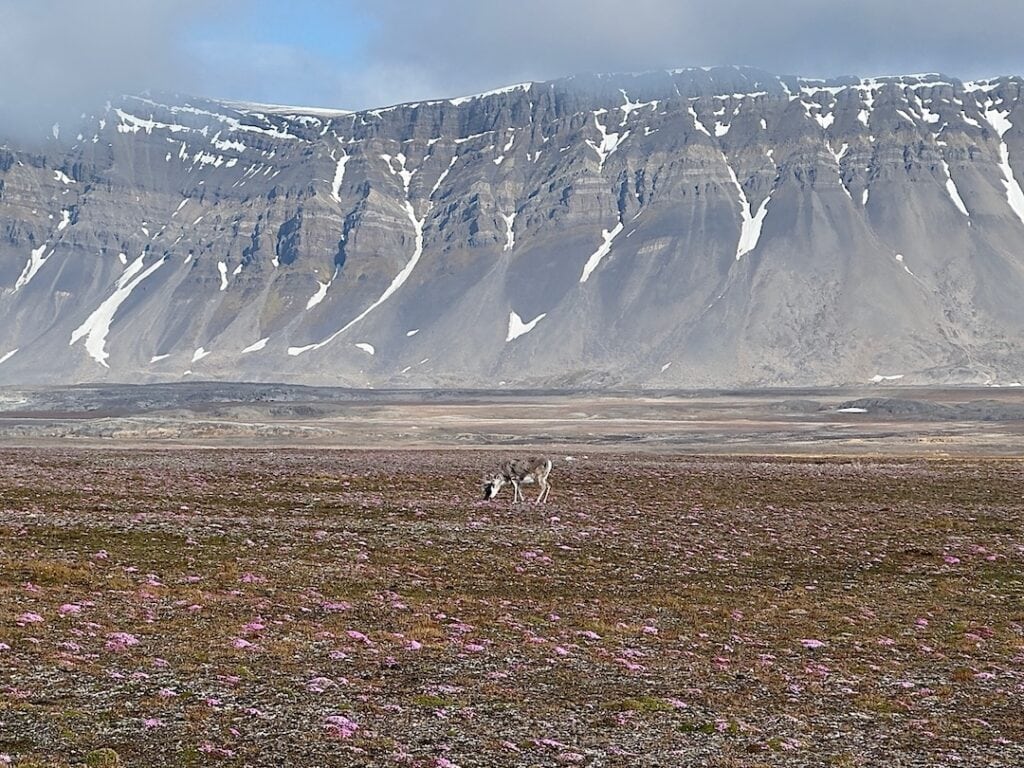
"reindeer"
483,456,552,505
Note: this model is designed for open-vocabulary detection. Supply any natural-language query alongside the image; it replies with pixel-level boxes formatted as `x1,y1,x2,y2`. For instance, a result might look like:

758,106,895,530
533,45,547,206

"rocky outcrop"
3,67,1024,387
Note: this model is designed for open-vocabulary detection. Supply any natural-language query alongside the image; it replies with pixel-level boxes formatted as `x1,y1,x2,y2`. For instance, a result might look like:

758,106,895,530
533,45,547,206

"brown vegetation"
1,449,1022,766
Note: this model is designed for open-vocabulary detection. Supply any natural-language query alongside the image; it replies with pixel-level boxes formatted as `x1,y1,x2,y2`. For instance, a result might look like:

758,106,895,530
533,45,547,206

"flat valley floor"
1,387,1023,766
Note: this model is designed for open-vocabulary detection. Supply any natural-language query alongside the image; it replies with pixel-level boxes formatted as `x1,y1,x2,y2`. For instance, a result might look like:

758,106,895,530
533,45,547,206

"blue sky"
184,2,373,107
4,0,1024,138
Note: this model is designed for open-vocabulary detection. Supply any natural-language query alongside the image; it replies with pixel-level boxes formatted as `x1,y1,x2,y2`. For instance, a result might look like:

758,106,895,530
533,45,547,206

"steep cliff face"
2,67,1024,387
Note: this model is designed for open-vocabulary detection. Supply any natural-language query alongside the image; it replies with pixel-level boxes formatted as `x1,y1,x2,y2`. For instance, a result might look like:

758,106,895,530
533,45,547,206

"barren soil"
2,447,1022,767
6,384,1024,455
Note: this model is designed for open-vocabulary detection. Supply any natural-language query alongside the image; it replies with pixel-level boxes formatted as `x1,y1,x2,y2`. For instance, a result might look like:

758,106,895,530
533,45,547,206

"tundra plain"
1,386,1022,766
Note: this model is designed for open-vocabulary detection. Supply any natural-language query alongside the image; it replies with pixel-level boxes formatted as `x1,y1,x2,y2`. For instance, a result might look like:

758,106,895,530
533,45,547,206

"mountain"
2,66,1024,388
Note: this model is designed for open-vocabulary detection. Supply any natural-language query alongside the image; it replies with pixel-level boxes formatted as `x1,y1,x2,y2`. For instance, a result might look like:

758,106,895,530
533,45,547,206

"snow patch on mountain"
449,82,532,106
70,255,166,368
241,337,269,354
995,143,1024,225
306,271,336,310
586,112,629,170
507,311,546,342
501,213,516,252
331,151,350,202
724,157,771,259
688,105,712,136
306,280,330,310
941,159,970,217
14,244,52,291
430,155,458,199
618,90,658,126
580,220,624,282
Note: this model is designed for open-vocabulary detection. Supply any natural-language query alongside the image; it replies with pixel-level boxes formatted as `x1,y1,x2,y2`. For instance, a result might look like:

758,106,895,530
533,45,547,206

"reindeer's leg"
535,477,548,504
511,480,521,503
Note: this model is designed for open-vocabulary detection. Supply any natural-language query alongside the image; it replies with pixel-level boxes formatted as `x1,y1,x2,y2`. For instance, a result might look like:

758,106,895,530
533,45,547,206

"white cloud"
0,0,217,140
313,0,1024,109
4,0,1024,132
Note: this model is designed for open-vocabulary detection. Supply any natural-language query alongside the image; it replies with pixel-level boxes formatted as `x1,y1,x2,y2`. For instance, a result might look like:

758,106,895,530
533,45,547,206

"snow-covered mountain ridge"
3,66,1024,387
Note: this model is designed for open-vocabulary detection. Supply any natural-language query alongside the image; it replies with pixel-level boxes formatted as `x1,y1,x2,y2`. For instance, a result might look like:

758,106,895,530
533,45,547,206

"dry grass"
1,449,1022,767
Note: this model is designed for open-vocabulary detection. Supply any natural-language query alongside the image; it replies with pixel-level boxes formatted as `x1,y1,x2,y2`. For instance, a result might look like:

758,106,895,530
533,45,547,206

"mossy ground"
1,449,1022,766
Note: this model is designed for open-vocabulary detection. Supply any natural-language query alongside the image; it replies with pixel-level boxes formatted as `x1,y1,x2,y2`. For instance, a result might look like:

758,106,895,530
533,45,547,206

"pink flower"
16,612,44,625
346,629,371,644
157,688,178,698
615,658,645,671
323,601,352,612
324,714,359,739
641,625,658,635
307,676,334,692
58,604,82,616
943,555,961,565
198,743,234,758
92,550,110,560
231,637,255,650
800,638,826,650
405,639,423,651
143,717,164,728
465,643,485,653
105,632,140,651
538,738,567,749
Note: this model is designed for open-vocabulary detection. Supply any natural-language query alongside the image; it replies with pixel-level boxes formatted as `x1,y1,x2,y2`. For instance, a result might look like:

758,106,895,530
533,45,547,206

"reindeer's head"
482,474,506,501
